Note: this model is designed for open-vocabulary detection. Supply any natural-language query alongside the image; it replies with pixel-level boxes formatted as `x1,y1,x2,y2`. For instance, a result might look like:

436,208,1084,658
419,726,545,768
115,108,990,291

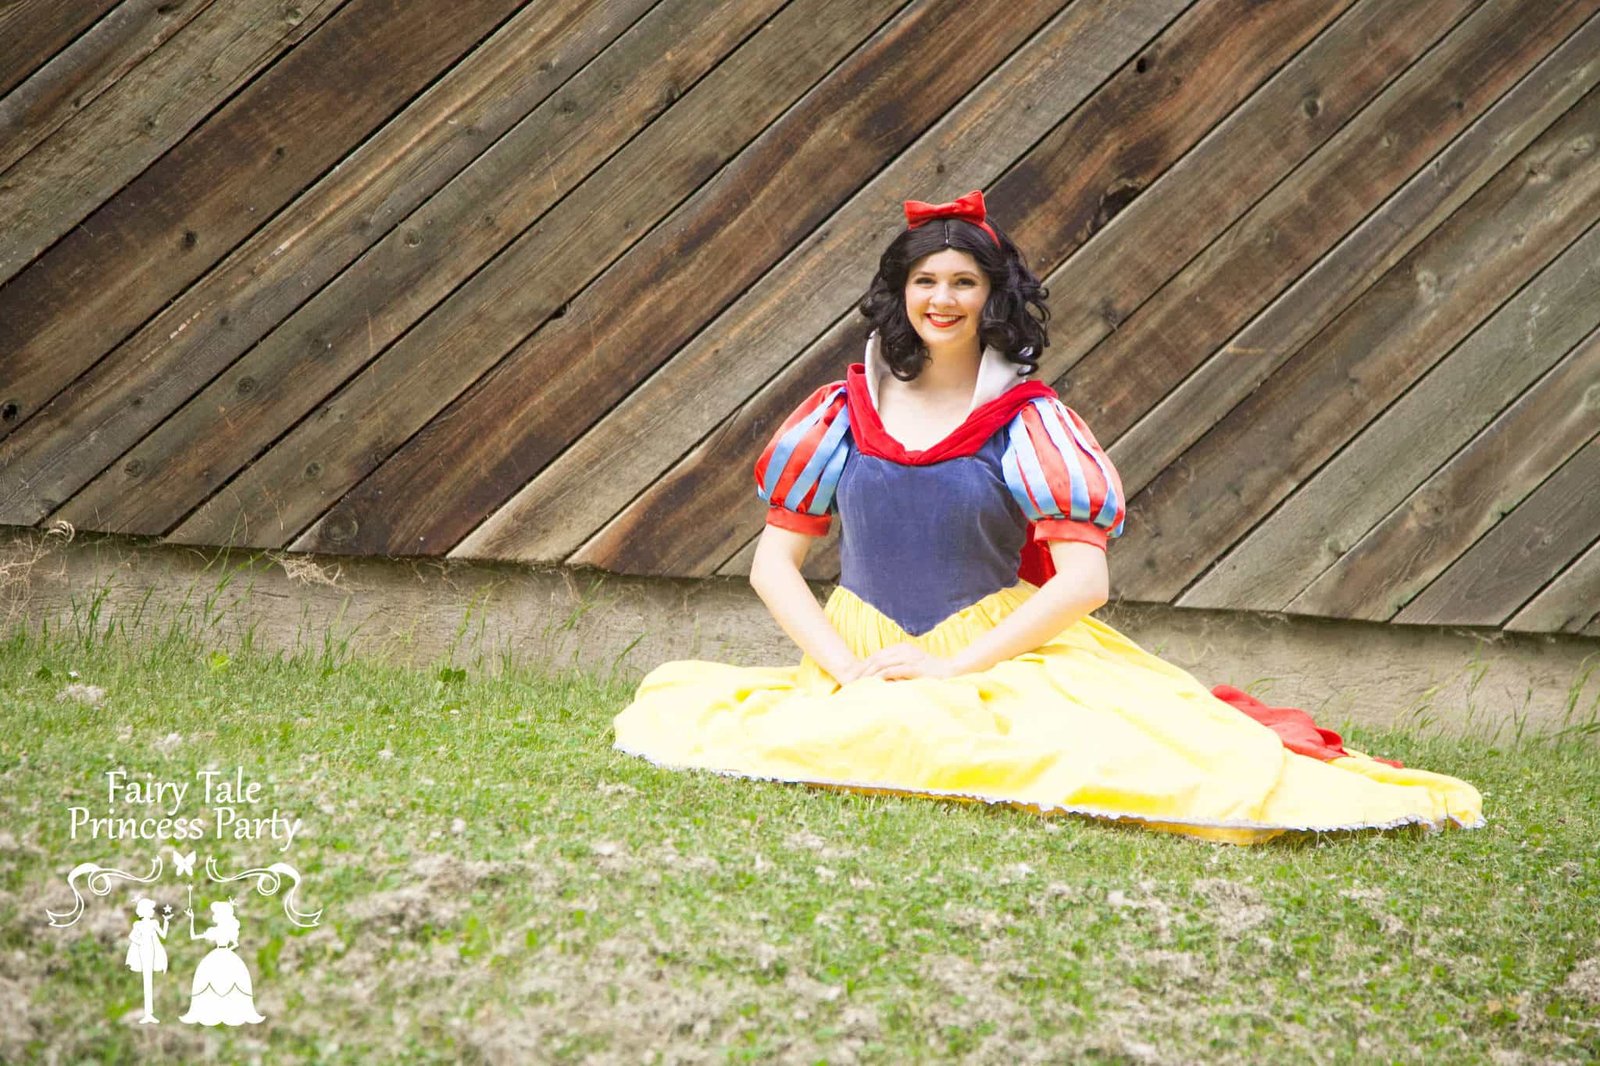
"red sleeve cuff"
1032,518,1108,551
766,505,831,536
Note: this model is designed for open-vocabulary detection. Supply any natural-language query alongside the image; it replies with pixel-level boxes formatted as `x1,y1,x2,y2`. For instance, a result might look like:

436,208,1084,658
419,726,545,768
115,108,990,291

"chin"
916,322,977,350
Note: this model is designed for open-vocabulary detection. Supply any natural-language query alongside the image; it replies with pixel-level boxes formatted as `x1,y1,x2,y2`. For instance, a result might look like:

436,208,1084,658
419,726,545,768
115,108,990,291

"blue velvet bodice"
834,431,1027,636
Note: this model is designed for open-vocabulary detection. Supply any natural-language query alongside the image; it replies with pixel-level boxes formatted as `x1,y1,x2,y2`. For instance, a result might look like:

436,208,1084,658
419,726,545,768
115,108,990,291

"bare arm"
946,540,1109,675
748,525,861,684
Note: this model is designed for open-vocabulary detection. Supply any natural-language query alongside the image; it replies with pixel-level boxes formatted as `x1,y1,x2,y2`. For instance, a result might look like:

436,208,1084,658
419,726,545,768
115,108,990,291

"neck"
913,339,983,395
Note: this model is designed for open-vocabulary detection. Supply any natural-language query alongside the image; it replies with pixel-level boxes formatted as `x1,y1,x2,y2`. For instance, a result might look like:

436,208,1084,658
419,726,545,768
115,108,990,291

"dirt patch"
56,683,108,707
1337,884,1407,938
941,904,1009,937
1138,949,1205,985
1106,882,1177,943
918,951,1070,1062
344,852,553,937
783,828,856,861
1195,878,1270,936
1560,957,1600,1004
0,522,72,632
466,937,774,1065
0,975,44,1062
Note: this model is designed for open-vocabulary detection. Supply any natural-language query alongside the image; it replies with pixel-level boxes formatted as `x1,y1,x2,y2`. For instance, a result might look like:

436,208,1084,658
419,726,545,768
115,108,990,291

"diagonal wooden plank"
682,0,1478,577
0,0,664,526
286,0,1067,558
715,534,769,580
1292,320,1600,619
998,0,1480,396
572,0,1465,577
713,510,843,580
1112,82,1600,603
1505,532,1600,633
1181,214,1600,611
0,0,220,175
0,0,518,440
0,0,120,98
1393,432,1600,626
1114,12,1600,506
0,0,349,288
1049,0,1600,457
462,0,1199,565
149,0,872,547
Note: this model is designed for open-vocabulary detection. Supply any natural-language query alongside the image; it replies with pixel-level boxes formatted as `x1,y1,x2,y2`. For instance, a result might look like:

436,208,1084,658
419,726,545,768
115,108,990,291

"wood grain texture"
0,0,121,98
160,0,873,549
713,526,843,582
1051,0,1595,459
1294,322,1600,619
0,0,1592,642
1009,0,1478,393
0,0,653,526
462,0,1195,566
0,0,348,289
290,0,1066,558
1183,215,1600,611
570,0,1375,576
1112,12,1600,505
0,0,514,440
1112,81,1600,603
1393,432,1600,626
1505,531,1600,633
0,0,218,175
35,0,575,531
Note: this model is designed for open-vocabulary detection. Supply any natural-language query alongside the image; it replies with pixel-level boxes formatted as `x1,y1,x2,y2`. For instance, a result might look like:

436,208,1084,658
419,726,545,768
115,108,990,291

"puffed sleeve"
1001,396,1126,550
753,380,852,536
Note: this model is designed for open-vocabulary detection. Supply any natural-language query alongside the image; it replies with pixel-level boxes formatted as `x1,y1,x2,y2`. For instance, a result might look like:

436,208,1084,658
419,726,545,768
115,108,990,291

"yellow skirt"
611,582,1484,844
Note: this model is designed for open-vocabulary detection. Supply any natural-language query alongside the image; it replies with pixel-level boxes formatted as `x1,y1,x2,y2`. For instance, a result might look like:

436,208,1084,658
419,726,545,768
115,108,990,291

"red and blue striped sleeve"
754,381,851,536
1001,397,1126,550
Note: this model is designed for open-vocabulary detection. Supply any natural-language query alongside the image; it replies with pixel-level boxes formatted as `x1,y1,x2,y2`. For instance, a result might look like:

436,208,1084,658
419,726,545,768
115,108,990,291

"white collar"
864,331,1030,416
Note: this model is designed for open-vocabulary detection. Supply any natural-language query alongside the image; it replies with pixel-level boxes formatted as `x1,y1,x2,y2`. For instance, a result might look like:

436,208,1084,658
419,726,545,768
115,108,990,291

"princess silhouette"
125,897,170,1023
178,898,265,1026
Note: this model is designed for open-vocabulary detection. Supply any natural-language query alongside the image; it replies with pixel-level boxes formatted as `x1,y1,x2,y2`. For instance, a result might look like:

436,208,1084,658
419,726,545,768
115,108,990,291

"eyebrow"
910,269,982,279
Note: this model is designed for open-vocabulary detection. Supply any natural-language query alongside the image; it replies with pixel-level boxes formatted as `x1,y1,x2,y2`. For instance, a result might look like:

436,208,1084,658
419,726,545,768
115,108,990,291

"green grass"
2,602,1599,1065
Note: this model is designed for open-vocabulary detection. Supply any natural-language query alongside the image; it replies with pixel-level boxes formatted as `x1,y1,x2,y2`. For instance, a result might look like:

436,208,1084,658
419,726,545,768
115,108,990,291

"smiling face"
903,248,991,355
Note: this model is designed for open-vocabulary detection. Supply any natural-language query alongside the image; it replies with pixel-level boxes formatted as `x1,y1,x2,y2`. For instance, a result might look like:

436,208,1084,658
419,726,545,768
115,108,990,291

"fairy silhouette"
125,897,170,1023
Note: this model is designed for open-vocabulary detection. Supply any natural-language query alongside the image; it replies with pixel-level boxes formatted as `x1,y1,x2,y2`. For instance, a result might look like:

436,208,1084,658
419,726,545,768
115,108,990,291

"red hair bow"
903,189,1000,247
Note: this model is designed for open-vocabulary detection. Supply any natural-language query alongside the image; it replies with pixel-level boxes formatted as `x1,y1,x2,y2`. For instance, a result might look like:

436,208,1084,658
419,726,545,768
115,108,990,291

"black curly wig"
856,214,1049,381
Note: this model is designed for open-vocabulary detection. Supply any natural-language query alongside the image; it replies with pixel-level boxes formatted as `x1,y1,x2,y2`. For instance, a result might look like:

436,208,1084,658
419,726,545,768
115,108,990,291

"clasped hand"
836,642,960,684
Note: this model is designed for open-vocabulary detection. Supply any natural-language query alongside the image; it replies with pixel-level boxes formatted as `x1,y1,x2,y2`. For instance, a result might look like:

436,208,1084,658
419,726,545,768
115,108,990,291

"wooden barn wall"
1,0,1598,637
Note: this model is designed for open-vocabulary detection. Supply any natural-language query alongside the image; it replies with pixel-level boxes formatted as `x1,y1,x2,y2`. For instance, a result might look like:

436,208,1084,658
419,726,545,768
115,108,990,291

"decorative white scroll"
204,858,322,927
45,857,164,927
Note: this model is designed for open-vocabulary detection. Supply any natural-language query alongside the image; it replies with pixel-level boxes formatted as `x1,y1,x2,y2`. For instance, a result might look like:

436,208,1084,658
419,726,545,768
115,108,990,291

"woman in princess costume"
612,190,1483,844
179,898,265,1026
